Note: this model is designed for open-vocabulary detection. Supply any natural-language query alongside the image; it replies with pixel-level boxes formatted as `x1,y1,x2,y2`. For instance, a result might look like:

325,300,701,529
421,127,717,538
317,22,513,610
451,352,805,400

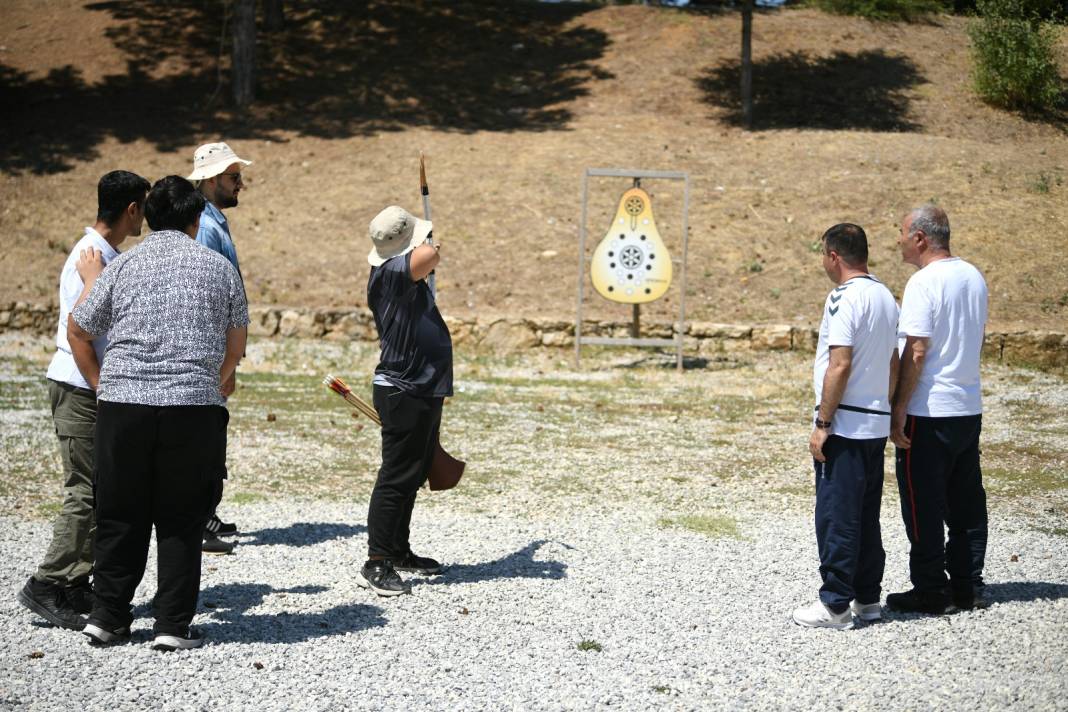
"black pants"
895,414,987,594
815,435,887,613
92,401,227,635
367,385,442,560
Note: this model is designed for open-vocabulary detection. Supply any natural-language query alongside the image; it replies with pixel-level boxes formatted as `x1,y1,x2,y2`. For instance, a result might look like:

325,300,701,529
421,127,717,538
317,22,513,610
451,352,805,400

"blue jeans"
815,435,887,613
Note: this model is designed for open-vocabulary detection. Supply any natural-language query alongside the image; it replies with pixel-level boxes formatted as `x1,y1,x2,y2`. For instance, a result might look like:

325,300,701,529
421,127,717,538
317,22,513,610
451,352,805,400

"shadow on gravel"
194,582,386,644
983,581,1068,605
242,521,366,547
424,540,570,587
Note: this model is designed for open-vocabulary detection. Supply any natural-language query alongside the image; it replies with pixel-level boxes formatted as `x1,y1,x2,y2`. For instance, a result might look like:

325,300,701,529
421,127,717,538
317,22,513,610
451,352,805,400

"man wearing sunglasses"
188,141,254,555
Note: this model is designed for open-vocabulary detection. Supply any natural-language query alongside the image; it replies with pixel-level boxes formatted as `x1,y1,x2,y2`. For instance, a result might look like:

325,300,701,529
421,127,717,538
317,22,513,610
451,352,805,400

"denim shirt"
195,201,239,272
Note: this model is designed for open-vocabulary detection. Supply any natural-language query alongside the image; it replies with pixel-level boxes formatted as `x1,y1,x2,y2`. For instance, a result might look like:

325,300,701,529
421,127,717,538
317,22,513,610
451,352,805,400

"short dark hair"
97,170,150,225
821,223,868,266
144,175,206,233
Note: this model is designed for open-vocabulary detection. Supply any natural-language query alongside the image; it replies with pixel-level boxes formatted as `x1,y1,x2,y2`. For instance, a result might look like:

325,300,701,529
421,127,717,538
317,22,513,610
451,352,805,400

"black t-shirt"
367,253,453,398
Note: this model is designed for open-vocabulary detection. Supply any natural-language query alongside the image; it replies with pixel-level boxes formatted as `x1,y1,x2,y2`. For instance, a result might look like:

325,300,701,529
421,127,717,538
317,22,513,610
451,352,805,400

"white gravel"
2,498,1067,711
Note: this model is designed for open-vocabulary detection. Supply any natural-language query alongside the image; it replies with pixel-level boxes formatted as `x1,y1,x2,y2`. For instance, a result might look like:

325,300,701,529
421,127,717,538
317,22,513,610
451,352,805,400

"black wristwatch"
815,418,833,429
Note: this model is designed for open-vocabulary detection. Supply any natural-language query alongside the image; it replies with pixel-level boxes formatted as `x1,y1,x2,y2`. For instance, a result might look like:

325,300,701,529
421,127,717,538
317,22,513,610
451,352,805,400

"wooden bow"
420,152,436,297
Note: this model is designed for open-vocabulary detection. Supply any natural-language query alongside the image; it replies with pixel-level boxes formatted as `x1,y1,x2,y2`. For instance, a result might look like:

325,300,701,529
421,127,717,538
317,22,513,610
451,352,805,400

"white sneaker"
792,600,854,630
850,600,882,621
152,627,204,651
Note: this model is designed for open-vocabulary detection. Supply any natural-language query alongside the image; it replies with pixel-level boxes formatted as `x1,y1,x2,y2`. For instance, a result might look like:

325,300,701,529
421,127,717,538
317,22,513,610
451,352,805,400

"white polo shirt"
898,257,988,417
45,228,120,391
813,274,899,439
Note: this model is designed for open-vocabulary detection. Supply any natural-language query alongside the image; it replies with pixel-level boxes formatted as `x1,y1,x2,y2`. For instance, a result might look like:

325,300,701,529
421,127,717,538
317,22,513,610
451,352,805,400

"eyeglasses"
218,172,244,185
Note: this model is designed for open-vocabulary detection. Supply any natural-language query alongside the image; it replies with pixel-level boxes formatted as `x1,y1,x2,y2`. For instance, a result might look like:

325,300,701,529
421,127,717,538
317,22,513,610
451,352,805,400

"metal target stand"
575,167,691,372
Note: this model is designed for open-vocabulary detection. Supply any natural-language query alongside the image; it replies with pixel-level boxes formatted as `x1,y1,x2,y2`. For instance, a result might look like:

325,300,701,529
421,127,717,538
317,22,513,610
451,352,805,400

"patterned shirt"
71,230,249,407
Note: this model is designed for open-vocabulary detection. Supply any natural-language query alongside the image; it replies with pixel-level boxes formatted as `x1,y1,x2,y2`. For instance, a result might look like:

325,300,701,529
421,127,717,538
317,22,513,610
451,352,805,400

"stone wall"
2,302,1065,370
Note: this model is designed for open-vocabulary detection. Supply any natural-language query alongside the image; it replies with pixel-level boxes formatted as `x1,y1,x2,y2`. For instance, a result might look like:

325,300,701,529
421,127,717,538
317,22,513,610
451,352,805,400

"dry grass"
2,334,1066,532
1,2,1067,332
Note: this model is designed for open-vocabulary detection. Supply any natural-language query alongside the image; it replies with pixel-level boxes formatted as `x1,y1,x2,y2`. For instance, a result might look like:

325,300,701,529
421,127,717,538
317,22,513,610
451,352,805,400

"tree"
741,0,754,129
232,0,256,107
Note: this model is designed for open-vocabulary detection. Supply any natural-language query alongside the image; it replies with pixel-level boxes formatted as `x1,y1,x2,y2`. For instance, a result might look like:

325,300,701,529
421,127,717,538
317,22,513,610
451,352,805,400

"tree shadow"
194,582,387,644
0,0,612,175
696,50,924,131
241,521,367,547
422,539,571,586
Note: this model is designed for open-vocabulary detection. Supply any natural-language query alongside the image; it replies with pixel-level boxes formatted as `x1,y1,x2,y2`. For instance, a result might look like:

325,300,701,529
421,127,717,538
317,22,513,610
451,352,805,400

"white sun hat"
187,142,252,181
367,205,432,267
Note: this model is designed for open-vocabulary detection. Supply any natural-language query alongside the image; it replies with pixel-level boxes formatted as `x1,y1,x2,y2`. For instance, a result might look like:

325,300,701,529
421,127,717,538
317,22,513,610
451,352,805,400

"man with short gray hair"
888,205,990,615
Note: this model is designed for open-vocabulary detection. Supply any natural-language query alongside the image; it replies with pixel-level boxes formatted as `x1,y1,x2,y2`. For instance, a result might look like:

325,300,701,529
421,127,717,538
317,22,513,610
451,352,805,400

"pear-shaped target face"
590,186,673,304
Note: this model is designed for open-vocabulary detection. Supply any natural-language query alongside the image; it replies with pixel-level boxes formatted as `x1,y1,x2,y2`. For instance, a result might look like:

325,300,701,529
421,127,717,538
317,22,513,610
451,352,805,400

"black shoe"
152,627,204,651
886,589,952,614
202,533,235,556
17,577,87,631
83,620,131,645
357,560,411,597
64,580,95,615
393,551,444,575
205,513,238,537
950,584,990,611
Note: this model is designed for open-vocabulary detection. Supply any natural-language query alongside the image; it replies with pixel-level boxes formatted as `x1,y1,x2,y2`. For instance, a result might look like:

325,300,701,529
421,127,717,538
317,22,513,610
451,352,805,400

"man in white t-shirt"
793,223,899,630
16,171,150,632
887,204,989,615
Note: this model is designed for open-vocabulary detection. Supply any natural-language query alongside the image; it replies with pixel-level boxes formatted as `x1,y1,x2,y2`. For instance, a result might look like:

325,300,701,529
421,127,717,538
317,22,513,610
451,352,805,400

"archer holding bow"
357,180,453,596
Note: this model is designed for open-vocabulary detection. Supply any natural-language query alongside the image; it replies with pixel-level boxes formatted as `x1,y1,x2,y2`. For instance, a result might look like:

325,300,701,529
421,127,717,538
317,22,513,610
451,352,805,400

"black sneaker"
950,585,990,611
83,620,131,645
152,627,204,651
17,577,87,630
393,551,444,575
886,588,952,614
205,513,238,537
64,580,95,615
202,533,235,556
357,560,411,597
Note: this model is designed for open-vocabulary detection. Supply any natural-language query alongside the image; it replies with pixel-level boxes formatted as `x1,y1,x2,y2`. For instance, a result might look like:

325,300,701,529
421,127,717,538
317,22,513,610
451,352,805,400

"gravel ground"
2,501,1067,711
1,333,1066,710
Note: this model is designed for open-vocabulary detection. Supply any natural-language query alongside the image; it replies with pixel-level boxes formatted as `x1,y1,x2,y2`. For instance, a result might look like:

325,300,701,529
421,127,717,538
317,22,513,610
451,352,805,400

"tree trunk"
232,0,256,107
264,0,284,32
740,0,754,130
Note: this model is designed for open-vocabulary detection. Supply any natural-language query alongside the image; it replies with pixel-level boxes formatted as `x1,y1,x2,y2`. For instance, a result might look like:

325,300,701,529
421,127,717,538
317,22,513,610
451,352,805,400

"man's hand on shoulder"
76,247,105,283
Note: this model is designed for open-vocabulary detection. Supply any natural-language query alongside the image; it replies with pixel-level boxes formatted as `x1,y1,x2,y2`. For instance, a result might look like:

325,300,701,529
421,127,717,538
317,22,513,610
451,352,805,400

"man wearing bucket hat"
188,141,253,555
359,205,452,596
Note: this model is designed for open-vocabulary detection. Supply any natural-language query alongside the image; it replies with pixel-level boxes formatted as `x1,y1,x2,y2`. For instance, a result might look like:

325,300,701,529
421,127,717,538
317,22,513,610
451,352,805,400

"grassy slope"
1,1,1066,330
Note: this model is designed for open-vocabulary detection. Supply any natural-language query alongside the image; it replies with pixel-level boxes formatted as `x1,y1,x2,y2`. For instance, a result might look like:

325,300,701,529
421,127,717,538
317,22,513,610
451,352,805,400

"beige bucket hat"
368,205,432,267
187,142,252,181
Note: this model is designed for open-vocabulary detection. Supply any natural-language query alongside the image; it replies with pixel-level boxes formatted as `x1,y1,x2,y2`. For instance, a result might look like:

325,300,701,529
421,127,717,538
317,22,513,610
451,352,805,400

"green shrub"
969,0,1063,110
810,0,949,21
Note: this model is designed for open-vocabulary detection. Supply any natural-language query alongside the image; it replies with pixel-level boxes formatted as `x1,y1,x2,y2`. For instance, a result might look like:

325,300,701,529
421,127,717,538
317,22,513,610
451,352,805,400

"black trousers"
92,401,227,635
895,414,987,594
367,385,442,560
814,435,887,613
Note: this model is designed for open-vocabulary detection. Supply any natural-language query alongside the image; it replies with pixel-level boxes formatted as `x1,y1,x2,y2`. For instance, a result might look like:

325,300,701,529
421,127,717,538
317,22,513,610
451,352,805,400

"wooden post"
740,0,754,130
631,304,640,339
232,0,256,107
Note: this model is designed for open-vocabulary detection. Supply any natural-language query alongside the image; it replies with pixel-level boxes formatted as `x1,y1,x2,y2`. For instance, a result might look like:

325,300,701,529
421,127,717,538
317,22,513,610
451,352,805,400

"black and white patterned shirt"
72,230,249,407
